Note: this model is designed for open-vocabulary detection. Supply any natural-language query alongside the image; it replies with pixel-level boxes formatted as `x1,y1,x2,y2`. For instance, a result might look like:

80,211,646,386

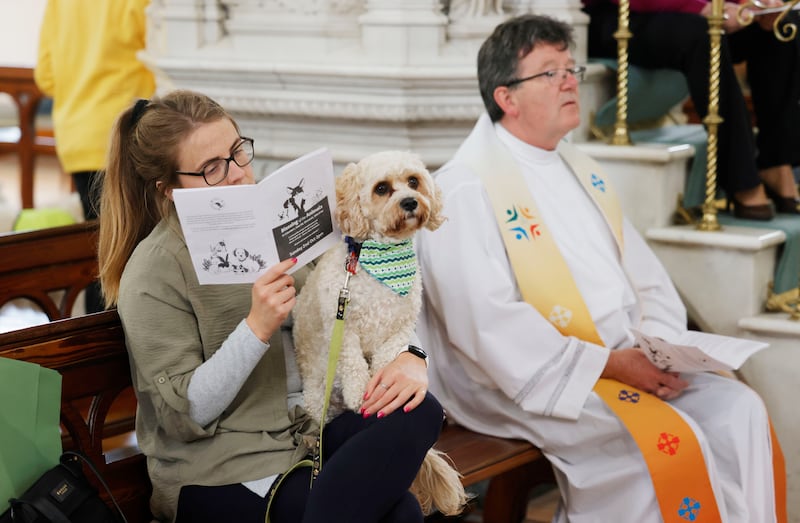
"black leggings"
175,393,444,523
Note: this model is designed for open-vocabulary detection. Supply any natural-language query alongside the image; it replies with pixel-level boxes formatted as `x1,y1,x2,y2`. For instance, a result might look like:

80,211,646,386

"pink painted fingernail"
363,392,369,400
291,257,298,263
403,406,410,413
359,407,365,415
377,411,385,419
362,410,370,419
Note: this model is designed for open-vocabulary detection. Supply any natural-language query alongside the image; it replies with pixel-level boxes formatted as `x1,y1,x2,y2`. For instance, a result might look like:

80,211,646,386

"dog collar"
358,239,416,296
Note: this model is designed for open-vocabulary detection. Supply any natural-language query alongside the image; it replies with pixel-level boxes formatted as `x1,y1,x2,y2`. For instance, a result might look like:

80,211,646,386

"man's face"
499,43,581,150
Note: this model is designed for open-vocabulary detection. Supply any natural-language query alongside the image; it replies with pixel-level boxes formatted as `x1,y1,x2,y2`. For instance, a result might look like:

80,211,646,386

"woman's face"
175,118,255,189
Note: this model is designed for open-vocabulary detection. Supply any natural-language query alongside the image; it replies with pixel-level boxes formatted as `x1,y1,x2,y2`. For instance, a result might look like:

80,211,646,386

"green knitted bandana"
358,239,417,296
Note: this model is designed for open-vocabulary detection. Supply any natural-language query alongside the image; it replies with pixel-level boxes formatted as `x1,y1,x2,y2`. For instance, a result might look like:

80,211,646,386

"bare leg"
760,165,800,199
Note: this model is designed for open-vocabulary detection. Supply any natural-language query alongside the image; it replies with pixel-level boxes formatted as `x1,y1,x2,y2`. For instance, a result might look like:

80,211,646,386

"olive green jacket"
117,212,316,521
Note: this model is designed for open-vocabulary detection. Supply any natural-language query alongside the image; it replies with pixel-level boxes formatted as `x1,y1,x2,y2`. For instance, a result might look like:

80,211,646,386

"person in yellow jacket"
34,0,155,222
34,0,155,313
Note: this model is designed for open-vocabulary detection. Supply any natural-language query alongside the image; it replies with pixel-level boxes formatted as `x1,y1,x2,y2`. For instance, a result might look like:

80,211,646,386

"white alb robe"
416,115,777,522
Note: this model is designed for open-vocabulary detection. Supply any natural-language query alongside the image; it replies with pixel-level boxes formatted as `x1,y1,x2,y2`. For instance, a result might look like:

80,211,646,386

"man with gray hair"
417,14,784,522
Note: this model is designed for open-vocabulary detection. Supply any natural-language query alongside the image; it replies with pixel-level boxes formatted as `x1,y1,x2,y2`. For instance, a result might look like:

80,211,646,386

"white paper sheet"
173,148,340,284
632,329,769,373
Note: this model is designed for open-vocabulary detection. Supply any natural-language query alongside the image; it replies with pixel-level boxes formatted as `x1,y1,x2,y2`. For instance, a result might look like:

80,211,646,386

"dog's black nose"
400,197,418,212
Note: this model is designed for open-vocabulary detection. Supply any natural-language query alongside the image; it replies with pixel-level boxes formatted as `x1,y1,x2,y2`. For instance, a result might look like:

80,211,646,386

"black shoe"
728,197,775,221
764,185,800,214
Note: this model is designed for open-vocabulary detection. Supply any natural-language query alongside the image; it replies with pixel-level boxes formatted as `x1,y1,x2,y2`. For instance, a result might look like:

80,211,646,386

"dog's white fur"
293,150,466,516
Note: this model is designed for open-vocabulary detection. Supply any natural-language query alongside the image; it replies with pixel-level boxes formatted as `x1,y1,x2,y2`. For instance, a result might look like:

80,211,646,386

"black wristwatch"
406,345,429,365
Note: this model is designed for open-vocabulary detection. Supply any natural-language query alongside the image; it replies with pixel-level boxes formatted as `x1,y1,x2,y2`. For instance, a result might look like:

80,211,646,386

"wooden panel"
0,220,99,319
433,424,554,523
435,424,543,486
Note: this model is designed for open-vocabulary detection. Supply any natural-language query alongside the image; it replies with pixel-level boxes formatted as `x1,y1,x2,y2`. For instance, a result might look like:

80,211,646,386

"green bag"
0,358,62,513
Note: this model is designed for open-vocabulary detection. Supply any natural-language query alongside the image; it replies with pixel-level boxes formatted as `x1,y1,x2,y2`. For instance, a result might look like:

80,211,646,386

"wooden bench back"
0,220,99,320
0,310,152,523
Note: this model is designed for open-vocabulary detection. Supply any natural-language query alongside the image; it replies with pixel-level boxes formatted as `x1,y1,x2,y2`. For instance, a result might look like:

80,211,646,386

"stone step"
646,224,786,335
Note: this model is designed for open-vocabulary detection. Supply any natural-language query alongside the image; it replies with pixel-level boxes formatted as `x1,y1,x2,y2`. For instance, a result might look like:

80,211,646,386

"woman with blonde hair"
98,90,441,523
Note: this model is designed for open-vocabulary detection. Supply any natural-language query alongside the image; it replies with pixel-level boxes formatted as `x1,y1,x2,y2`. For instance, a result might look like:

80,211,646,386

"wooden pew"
431,425,554,522
0,220,98,320
0,310,151,523
0,310,553,523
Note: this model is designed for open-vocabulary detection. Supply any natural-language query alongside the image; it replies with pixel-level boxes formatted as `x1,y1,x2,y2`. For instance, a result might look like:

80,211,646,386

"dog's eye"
374,182,389,196
407,176,419,189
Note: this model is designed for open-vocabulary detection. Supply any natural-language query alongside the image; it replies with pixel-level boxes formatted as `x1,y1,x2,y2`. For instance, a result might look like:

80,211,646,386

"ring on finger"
380,383,389,390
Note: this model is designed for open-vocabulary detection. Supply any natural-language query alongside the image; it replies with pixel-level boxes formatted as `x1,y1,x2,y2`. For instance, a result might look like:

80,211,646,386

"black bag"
0,451,125,523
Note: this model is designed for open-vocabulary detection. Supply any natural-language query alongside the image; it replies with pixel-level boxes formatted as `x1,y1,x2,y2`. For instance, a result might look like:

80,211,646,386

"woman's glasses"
176,137,255,186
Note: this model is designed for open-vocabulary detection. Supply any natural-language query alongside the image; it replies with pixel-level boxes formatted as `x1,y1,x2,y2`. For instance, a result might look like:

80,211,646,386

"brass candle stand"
611,0,633,146
697,0,726,231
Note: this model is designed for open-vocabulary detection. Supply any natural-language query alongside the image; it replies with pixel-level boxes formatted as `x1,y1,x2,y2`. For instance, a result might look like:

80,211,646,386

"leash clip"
336,288,350,320
336,236,362,320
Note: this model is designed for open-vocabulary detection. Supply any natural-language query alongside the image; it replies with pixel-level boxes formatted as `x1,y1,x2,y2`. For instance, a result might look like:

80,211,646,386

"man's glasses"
176,137,255,186
505,66,586,88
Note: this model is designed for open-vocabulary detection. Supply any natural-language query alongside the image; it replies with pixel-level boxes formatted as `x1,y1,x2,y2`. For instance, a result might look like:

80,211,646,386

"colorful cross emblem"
505,205,541,241
657,432,680,456
678,497,701,521
617,389,640,403
591,173,606,193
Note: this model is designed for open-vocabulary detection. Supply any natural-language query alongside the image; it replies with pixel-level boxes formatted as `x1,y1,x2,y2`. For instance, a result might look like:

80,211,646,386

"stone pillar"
145,0,226,59
359,0,448,65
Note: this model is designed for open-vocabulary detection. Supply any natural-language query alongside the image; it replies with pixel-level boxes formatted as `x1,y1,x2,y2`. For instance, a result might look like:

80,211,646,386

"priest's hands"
601,348,689,401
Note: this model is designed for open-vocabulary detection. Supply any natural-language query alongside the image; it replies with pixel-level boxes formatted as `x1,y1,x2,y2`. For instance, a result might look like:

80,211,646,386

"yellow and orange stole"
456,119,786,522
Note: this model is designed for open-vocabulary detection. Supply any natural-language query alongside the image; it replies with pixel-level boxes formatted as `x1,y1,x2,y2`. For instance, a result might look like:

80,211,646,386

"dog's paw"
341,378,369,412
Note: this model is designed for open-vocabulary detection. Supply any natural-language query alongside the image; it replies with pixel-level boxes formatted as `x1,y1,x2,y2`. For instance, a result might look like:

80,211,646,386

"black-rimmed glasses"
505,66,586,88
176,137,255,186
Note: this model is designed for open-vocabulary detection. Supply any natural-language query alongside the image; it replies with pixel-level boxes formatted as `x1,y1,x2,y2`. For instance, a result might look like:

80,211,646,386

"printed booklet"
173,148,340,285
632,329,768,373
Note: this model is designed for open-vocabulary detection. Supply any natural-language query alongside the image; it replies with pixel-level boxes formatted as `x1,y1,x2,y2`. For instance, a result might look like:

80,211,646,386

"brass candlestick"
611,0,633,146
697,0,725,231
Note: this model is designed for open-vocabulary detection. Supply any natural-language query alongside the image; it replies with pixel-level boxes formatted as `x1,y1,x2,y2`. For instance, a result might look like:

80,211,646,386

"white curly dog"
292,150,466,516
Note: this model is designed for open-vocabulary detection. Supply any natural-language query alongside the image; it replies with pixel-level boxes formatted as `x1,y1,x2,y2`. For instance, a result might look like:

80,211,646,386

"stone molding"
145,0,593,166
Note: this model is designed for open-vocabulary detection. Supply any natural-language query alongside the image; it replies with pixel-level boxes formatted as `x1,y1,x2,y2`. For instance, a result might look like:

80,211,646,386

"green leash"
265,238,362,522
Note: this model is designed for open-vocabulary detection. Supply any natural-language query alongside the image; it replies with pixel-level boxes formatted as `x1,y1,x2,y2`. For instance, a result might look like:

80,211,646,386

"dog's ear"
424,174,446,231
335,162,370,239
